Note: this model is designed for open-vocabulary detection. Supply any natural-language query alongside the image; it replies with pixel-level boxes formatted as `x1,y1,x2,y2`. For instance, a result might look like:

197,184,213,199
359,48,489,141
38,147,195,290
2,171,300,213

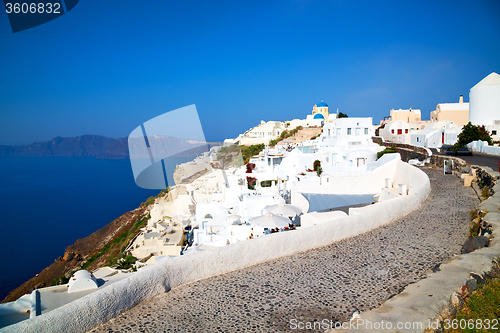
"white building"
379,120,412,144
410,121,461,148
316,117,375,147
190,190,285,247
289,118,323,128
237,120,288,145
279,117,383,177
469,72,500,141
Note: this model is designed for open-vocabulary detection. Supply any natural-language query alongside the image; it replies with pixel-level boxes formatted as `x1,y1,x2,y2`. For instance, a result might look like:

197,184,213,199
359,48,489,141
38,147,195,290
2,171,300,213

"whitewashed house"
469,72,500,141
410,121,461,148
379,120,412,144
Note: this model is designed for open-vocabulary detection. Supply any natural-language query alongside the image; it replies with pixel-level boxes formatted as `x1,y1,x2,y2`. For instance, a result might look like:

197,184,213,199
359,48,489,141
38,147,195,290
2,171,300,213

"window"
416,137,420,142
391,129,394,134
347,128,352,135
493,130,497,135
397,129,402,135
364,128,368,135
405,129,408,134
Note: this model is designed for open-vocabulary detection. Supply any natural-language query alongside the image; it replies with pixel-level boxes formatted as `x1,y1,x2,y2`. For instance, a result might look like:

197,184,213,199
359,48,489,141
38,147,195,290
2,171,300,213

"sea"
0,156,191,301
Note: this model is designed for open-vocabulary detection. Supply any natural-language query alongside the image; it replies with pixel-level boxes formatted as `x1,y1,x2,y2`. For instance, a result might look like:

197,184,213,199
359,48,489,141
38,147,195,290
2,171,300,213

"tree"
455,122,492,148
338,112,348,118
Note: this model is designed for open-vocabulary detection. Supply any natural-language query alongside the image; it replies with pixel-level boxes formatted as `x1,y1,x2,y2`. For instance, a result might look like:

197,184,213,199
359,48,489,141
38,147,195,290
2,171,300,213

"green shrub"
269,139,279,146
240,144,265,164
142,196,155,207
260,180,274,187
313,160,322,176
377,147,398,159
470,221,481,237
454,122,493,148
117,255,137,270
157,187,170,197
247,176,257,190
443,271,500,333
268,126,303,147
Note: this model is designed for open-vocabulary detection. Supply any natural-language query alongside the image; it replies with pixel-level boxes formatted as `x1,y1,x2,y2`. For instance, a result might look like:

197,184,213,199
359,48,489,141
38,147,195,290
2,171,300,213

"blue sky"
1,0,499,145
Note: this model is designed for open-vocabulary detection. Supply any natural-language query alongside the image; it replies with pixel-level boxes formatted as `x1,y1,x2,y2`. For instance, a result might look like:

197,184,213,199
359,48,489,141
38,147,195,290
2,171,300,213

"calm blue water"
0,156,189,301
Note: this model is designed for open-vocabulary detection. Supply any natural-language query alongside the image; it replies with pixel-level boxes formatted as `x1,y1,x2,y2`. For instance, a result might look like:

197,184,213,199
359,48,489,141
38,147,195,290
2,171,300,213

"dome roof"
313,113,325,119
68,270,98,293
316,101,328,107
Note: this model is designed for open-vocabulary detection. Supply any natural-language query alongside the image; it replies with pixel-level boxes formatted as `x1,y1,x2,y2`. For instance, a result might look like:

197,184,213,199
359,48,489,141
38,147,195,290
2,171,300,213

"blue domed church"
312,101,333,120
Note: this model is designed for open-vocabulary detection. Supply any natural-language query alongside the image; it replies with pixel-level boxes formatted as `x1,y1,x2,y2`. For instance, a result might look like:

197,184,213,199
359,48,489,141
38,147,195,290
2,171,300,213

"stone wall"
430,167,500,331
430,155,467,171
475,167,499,196
372,137,468,172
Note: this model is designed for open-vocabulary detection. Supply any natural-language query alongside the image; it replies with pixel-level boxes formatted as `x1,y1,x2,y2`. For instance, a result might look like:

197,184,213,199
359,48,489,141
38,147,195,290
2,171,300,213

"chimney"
459,95,463,103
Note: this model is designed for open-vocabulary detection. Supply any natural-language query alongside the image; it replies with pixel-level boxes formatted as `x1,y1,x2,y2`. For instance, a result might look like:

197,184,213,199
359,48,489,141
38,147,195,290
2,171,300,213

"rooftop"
471,72,500,89
437,102,470,111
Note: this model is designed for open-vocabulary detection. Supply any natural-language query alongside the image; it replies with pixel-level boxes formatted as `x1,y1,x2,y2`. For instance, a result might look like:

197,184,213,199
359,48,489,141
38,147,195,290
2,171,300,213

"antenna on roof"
337,108,339,114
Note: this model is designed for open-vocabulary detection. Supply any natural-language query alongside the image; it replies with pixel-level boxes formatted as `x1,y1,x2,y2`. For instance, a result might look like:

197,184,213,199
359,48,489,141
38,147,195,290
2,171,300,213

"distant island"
0,135,221,159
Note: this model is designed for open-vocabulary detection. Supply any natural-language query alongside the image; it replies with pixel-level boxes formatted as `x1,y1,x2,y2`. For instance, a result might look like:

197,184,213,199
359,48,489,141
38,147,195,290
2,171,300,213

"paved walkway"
90,168,479,333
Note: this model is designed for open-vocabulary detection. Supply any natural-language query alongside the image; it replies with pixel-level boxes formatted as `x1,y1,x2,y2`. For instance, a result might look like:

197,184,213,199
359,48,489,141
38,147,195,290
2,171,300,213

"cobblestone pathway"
90,168,479,333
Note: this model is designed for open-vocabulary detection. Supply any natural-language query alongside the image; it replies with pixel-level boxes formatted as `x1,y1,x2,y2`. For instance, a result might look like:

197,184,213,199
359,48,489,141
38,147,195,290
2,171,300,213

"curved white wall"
290,182,310,213
469,85,500,126
5,158,430,333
